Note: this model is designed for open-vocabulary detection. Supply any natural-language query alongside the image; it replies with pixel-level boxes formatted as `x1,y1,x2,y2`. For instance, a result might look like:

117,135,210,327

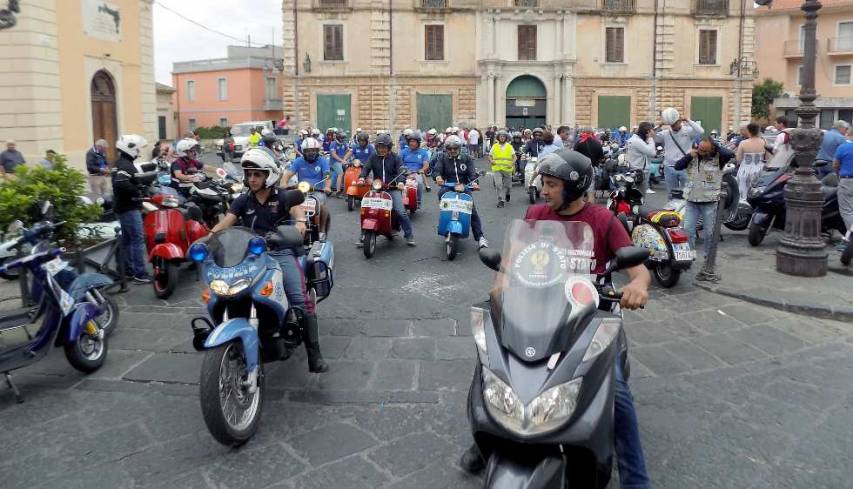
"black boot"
459,443,485,473
303,313,329,373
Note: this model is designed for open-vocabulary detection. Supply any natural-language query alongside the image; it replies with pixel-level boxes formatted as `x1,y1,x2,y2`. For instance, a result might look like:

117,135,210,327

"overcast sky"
153,0,282,85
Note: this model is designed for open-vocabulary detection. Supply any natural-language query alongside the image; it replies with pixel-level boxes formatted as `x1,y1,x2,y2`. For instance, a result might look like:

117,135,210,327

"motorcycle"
294,181,331,247
344,160,370,212
437,177,481,261
468,219,649,488
188,213,334,446
359,174,406,259
143,190,210,299
0,218,111,402
402,172,420,216
523,154,542,204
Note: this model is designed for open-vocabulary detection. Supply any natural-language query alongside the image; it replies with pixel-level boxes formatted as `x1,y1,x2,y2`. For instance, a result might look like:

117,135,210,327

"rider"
400,130,430,207
330,130,351,198
282,138,332,241
488,130,516,208
322,128,335,152
523,127,546,157
460,149,651,489
210,148,329,373
294,129,308,158
171,137,204,196
357,133,416,246
433,135,489,249
350,131,375,164
510,131,525,175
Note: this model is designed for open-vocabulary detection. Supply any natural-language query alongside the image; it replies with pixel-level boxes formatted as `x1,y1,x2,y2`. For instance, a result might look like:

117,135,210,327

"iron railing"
602,0,636,13
514,0,539,7
693,0,728,16
420,0,448,7
317,0,348,8
828,37,853,53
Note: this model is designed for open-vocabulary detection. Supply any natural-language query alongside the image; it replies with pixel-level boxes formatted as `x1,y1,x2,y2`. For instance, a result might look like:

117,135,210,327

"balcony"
602,0,636,14
513,0,539,8
783,39,821,58
827,37,853,55
315,0,349,9
693,0,728,17
263,99,283,111
416,0,450,11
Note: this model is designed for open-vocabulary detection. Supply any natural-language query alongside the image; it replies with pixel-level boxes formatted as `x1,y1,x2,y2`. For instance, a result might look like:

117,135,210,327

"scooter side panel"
484,453,565,489
204,318,260,371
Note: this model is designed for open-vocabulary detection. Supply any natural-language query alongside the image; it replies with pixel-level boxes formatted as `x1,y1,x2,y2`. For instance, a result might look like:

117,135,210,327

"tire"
347,196,354,212
199,342,264,447
0,257,20,281
653,263,681,288
841,241,853,266
64,322,108,373
92,291,119,337
153,259,178,299
446,234,459,261
363,231,377,259
748,223,766,247
724,203,752,231
528,188,536,204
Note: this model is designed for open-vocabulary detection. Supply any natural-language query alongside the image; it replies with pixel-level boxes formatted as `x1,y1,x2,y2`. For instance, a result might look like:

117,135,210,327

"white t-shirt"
773,131,788,153
468,130,480,145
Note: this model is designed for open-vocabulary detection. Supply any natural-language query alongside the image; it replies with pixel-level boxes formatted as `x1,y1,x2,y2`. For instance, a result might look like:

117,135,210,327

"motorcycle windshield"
491,220,596,362
207,227,255,268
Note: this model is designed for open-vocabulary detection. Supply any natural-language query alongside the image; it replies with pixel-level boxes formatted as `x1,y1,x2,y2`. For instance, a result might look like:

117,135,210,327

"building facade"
156,83,176,141
754,0,853,127
0,0,157,166
283,0,754,136
172,45,285,135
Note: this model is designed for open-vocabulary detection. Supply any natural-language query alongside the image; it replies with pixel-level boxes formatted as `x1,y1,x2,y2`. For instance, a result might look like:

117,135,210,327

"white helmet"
240,147,281,188
175,138,197,158
116,134,148,159
427,128,437,135
300,137,323,162
661,107,680,125
444,135,464,149
618,126,628,132
452,126,460,133
445,127,453,134
311,128,321,136
403,128,413,136
261,128,274,137
300,129,308,137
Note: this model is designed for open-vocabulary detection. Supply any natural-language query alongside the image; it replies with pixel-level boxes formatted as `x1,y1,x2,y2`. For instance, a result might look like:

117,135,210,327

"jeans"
269,250,314,315
684,200,717,256
663,165,688,198
411,173,425,205
838,178,853,231
388,189,414,238
614,356,650,489
330,161,344,191
437,186,484,241
118,210,147,278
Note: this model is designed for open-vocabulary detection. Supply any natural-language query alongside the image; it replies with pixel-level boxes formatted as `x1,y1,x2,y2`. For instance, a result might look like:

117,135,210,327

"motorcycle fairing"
631,224,668,261
750,211,773,229
203,317,261,372
483,453,565,489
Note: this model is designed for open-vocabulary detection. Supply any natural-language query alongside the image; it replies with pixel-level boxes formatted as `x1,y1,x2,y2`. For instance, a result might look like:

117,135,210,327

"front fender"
149,242,184,261
203,318,260,372
750,211,772,229
68,272,113,301
484,453,565,489
448,220,464,235
63,301,101,345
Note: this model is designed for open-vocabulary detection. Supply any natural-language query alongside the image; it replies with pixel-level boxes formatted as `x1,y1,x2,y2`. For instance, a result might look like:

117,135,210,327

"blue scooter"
0,218,110,402
188,214,334,446
437,173,484,260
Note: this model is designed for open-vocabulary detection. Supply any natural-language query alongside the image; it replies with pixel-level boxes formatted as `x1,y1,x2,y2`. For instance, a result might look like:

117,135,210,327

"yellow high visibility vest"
490,143,515,172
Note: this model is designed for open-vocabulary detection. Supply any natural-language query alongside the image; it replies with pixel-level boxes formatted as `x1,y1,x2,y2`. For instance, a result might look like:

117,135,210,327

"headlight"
454,184,465,192
231,183,244,192
209,278,251,296
749,186,766,198
482,367,524,433
581,319,621,363
372,180,383,191
471,307,487,361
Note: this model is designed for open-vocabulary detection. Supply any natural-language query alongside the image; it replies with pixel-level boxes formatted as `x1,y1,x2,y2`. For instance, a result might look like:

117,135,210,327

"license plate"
301,199,316,212
361,197,392,210
440,199,473,214
672,244,695,261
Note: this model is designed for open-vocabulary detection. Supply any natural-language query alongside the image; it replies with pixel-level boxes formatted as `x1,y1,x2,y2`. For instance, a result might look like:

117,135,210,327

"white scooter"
522,154,541,204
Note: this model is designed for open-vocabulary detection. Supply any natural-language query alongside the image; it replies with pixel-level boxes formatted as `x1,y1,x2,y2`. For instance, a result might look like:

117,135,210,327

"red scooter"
143,192,209,298
402,172,420,216
359,177,404,259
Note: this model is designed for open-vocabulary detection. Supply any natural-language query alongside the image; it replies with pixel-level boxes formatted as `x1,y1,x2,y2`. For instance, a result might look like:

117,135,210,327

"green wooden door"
690,96,723,135
417,94,452,132
317,94,352,134
597,96,631,129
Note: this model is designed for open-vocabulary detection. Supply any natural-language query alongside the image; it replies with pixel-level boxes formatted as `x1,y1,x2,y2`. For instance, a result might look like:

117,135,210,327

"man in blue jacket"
86,139,111,198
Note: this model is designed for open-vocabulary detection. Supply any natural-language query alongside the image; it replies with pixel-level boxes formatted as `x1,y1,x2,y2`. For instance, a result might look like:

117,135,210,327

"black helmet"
375,133,393,149
496,129,509,140
537,149,593,209
356,131,369,144
406,130,422,143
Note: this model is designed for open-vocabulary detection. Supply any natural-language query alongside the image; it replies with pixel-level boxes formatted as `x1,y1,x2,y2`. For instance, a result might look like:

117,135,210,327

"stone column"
487,72,496,125
563,73,575,125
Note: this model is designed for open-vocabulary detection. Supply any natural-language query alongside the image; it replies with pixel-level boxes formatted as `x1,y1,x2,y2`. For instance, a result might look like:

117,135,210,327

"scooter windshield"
491,220,596,362
207,227,256,268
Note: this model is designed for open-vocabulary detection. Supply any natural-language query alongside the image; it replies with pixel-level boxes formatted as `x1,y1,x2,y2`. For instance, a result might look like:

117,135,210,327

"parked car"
215,121,275,162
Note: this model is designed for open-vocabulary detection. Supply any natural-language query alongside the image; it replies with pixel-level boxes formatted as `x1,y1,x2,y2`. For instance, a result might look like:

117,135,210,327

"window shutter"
324,25,343,61
606,28,623,63
699,30,717,65
518,25,537,60
425,25,444,60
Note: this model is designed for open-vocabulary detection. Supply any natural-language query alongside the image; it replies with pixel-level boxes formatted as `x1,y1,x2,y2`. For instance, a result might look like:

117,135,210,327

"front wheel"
199,342,264,447
841,241,853,266
748,222,766,247
347,196,354,212
363,231,377,259
64,321,108,373
446,234,459,261
153,259,178,299
724,203,752,231
653,263,681,288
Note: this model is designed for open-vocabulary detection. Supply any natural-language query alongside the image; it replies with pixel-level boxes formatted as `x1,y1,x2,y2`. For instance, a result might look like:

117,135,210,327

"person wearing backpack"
655,107,704,198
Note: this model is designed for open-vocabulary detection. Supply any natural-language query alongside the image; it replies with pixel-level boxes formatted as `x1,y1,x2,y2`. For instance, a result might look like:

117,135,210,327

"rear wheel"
153,259,178,299
64,320,108,373
748,223,766,247
363,231,377,259
841,241,853,266
446,234,459,261
653,263,681,288
724,203,752,231
347,196,354,212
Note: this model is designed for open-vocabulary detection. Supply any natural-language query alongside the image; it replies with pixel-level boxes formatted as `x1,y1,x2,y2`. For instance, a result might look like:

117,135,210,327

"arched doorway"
91,70,118,162
505,75,546,130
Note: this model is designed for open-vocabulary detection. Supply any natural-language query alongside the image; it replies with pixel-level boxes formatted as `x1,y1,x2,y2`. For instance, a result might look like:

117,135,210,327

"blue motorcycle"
188,219,334,446
437,176,482,260
0,218,111,402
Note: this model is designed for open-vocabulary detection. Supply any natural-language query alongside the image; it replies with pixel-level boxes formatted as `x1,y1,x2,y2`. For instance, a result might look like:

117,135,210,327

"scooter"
402,172,420,216
143,190,209,299
468,219,649,488
188,213,333,446
0,218,111,402
359,174,406,259
294,180,331,247
523,154,542,204
437,175,483,261
344,160,370,212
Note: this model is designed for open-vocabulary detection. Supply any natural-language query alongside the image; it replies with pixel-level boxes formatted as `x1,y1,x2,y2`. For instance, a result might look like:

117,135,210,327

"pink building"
172,45,284,135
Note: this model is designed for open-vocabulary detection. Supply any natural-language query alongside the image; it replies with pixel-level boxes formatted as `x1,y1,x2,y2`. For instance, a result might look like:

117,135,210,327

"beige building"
283,0,754,135
754,0,853,127
156,82,176,142
0,0,156,166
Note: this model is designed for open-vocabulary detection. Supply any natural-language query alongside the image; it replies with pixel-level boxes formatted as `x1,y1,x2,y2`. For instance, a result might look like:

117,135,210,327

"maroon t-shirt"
524,203,632,274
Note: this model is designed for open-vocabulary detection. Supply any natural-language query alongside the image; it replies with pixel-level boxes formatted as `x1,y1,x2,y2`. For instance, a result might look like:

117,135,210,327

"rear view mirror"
610,247,649,272
478,247,502,271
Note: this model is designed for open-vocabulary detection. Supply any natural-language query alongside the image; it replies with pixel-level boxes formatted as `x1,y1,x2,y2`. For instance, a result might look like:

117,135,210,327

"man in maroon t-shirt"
460,149,653,489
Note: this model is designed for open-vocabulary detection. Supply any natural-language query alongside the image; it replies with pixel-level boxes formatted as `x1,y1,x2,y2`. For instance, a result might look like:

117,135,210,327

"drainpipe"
388,0,395,133
651,0,659,121
293,0,300,124
734,0,745,128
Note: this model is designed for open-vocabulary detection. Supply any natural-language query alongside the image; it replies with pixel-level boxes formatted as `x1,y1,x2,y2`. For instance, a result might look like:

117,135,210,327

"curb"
694,282,853,322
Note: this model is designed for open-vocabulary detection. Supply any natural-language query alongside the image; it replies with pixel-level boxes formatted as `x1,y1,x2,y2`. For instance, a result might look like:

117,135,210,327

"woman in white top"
735,122,772,201
624,122,658,193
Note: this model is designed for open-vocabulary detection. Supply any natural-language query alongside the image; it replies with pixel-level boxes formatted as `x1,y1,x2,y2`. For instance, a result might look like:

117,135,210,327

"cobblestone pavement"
2,168,853,488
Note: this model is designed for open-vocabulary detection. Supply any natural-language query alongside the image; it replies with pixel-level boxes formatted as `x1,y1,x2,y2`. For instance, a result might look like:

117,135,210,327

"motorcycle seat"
638,207,681,227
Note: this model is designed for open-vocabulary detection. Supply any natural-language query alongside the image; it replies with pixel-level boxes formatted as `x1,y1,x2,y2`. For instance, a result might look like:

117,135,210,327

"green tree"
752,78,785,121
0,154,101,243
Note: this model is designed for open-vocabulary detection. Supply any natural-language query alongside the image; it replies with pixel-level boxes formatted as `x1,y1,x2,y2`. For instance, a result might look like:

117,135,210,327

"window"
158,116,167,140
699,30,717,65
219,118,228,127
188,118,197,131
799,24,806,52
605,27,624,63
840,22,853,50
186,80,196,102
839,109,853,125
217,78,227,101
265,77,277,100
836,65,852,85
797,64,804,85
518,25,537,61
820,109,835,129
425,25,444,61
323,24,344,61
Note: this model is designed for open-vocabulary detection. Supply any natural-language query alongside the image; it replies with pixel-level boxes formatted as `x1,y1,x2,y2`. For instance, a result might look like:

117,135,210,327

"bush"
0,154,101,243
752,78,785,122
195,126,229,139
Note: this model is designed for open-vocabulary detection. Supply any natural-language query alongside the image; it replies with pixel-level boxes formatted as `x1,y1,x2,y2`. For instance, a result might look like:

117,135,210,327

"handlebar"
0,247,63,273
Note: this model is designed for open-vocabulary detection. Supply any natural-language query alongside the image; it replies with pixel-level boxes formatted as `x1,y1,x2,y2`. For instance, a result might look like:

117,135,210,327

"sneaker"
132,275,152,284
646,188,656,194
478,237,489,249
497,201,504,208
406,236,417,247
319,232,327,242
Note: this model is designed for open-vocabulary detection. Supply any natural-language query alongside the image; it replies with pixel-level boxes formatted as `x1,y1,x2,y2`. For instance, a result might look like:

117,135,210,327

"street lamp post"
772,0,828,276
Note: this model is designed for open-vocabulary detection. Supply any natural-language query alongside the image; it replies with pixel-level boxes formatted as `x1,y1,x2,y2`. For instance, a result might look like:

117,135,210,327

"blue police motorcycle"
437,173,484,260
188,217,334,446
